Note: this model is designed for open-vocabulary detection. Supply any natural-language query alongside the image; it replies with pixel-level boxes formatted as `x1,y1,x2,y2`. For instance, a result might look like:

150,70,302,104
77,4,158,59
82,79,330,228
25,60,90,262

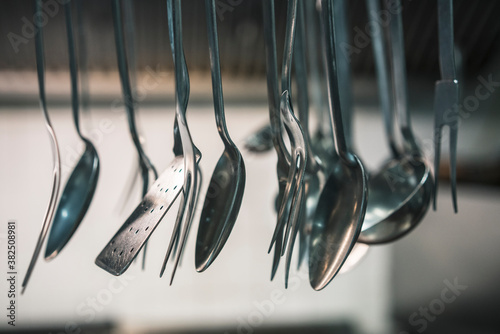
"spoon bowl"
196,148,245,271
45,142,99,259
309,155,367,291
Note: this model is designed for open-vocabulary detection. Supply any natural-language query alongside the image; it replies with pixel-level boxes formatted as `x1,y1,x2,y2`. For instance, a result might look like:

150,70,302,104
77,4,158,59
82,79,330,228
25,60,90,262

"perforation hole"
110,240,115,245
174,185,177,190
179,169,182,173
113,248,117,253
165,189,169,193
130,248,134,253
160,188,163,192
150,208,154,213
135,229,139,234
145,226,149,231
119,251,123,256
129,227,133,232
160,206,163,210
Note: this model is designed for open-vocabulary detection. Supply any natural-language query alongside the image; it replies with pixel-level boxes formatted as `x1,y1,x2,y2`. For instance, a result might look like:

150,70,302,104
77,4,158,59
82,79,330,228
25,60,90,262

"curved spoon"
22,0,62,293
45,1,100,259
195,0,246,272
358,0,432,244
308,0,368,291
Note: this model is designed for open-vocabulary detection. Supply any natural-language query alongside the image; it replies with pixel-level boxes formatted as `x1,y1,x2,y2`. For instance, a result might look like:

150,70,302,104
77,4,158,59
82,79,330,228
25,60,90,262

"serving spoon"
195,0,246,272
22,0,62,293
44,0,100,260
308,0,368,291
358,0,432,244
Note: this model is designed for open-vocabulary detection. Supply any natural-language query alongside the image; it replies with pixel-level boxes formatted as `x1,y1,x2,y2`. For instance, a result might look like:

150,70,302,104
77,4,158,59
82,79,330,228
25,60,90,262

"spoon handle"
333,0,354,149
22,0,62,293
281,0,297,95
205,0,234,146
387,0,419,155
366,0,399,158
64,1,84,141
320,0,355,165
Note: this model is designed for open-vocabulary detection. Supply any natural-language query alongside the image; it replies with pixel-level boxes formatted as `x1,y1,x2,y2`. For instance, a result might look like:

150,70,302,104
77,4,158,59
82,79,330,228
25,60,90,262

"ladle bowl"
359,156,432,244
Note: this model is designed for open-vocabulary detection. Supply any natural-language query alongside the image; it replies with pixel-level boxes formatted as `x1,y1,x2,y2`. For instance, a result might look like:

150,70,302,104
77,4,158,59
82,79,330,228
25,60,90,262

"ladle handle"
388,0,419,155
366,0,399,157
320,0,355,165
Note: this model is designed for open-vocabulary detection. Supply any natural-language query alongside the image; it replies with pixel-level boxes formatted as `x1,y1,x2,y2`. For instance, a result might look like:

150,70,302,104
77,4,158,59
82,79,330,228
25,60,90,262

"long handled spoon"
22,0,62,294
195,0,246,272
308,0,368,291
44,0,100,260
433,0,459,212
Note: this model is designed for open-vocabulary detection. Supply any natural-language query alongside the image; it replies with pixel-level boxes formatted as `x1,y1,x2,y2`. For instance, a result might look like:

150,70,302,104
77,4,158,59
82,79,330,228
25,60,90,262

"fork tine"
284,186,304,288
449,121,458,213
159,190,185,277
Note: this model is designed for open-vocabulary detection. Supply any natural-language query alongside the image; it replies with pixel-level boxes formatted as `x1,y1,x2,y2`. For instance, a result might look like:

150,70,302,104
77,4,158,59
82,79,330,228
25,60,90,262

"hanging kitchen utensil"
22,0,62,294
433,0,459,213
266,0,308,288
358,0,432,244
44,0,100,260
261,0,291,281
111,0,158,269
96,0,201,280
159,0,202,284
195,0,246,272
293,0,324,270
308,0,368,291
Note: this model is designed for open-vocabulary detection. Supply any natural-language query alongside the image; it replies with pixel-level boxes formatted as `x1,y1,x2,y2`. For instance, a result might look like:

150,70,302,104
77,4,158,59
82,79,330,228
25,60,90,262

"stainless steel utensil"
293,0,323,270
308,0,368,291
159,0,201,284
95,156,188,275
112,0,158,268
261,0,291,281
22,0,62,294
265,0,308,288
433,0,459,213
44,0,100,260
195,0,246,272
358,0,432,244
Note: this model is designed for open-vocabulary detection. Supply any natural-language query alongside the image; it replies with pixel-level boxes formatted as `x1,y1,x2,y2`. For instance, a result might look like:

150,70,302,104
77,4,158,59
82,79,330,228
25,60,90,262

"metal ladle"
308,0,368,291
195,0,246,272
44,1,100,260
358,0,432,244
22,0,62,293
